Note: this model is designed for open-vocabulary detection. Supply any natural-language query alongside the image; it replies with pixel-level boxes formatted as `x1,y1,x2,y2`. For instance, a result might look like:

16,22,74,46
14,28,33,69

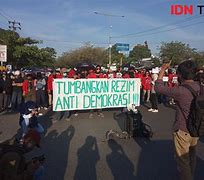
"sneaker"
38,107,41,111
148,108,153,112
38,113,43,116
89,113,93,119
152,109,158,113
74,113,78,117
44,107,48,110
52,119,58,123
99,113,104,118
65,118,70,121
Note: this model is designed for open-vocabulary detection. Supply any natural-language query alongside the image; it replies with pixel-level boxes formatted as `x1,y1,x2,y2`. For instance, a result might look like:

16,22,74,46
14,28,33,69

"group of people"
1,60,204,180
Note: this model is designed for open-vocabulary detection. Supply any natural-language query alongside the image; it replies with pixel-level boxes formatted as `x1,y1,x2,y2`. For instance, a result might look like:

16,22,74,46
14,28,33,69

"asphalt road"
0,104,204,180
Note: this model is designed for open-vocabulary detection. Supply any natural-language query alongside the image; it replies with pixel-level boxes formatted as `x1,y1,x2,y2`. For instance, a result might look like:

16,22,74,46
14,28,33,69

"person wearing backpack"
155,60,200,180
35,72,47,110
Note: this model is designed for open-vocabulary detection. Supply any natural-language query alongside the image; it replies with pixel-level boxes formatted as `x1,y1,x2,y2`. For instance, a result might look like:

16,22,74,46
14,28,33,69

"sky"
0,0,204,56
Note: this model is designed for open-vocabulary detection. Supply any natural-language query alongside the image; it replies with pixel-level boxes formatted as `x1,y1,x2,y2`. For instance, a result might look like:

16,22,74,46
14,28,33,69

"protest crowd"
0,61,204,180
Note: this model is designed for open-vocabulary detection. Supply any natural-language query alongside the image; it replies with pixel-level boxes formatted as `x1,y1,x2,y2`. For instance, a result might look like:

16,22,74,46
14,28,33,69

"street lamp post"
94,12,124,65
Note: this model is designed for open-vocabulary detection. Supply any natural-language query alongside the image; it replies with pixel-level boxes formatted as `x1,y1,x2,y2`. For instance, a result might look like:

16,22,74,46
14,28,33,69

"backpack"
126,110,153,138
36,79,44,90
180,84,204,137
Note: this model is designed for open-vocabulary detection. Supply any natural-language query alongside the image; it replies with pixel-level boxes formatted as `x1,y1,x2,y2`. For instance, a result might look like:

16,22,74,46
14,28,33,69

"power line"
0,20,8,27
124,21,204,38
20,21,204,46
112,15,204,38
0,12,10,21
0,9,14,21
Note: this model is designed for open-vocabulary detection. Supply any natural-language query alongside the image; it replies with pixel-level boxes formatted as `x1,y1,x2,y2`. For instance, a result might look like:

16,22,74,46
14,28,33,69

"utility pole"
8,20,21,31
94,12,124,66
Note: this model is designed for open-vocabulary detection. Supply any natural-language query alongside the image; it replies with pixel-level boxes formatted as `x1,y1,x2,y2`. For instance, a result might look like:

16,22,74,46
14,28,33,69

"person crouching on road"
155,60,200,180
19,101,44,140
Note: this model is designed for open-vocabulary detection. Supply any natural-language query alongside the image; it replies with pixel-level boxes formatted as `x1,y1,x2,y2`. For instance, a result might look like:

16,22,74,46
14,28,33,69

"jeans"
36,90,47,108
11,91,22,110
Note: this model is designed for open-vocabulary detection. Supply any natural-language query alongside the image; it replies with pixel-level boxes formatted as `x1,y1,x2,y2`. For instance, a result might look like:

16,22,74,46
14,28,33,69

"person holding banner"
88,66,105,118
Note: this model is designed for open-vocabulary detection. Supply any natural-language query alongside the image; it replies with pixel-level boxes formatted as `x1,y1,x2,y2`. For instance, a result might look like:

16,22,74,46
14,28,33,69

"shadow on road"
74,136,100,180
43,125,75,180
112,110,204,180
106,139,136,180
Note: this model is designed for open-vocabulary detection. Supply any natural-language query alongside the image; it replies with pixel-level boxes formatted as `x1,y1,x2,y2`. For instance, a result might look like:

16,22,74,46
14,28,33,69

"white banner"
0,45,7,62
53,78,141,111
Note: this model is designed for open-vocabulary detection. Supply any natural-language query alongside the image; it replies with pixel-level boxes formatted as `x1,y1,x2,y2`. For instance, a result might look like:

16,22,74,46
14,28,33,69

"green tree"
191,51,204,67
56,44,107,67
0,28,56,67
159,41,196,65
129,44,151,63
151,57,161,67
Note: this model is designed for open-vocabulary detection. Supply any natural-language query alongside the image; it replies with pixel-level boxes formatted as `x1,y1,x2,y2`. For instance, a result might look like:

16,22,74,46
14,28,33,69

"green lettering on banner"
56,82,64,94
83,95,90,109
112,94,119,106
90,95,97,108
76,96,78,108
86,81,92,93
96,95,103,107
81,81,86,93
117,94,123,105
107,94,113,106
55,97,63,111
92,81,96,93
129,80,135,92
64,82,72,95
63,96,69,109
122,93,128,105
103,81,109,93
96,81,100,93
111,80,116,93
75,81,81,94
133,93,139,104
120,80,126,92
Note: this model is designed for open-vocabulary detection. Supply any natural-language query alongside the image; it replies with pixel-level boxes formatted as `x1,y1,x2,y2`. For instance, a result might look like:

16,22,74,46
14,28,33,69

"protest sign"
53,78,141,111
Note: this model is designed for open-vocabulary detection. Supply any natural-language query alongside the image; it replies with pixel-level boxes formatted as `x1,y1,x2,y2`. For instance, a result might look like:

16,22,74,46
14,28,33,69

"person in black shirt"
4,73,13,110
11,70,24,111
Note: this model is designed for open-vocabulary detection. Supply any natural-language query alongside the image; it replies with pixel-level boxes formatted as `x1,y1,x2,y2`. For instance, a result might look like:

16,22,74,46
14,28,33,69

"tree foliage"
0,28,56,68
129,44,151,63
159,41,197,65
56,44,107,67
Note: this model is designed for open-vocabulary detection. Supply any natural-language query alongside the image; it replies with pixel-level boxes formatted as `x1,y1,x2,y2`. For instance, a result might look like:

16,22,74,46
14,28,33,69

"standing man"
11,71,24,111
155,60,200,180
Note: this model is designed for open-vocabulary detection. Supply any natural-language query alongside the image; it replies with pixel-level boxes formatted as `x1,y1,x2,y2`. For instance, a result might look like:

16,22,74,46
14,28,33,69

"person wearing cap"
0,129,42,180
11,70,24,111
